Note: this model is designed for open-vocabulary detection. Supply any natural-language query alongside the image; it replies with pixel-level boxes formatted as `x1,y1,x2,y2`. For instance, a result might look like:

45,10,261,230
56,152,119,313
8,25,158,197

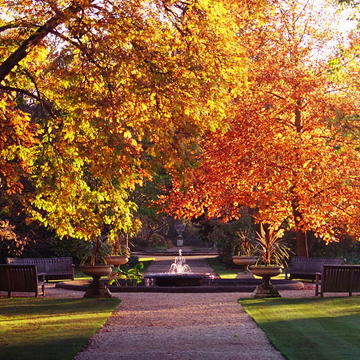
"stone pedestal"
83,275,113,298
253,277,281,298
176,235,184,247
80,265,113,298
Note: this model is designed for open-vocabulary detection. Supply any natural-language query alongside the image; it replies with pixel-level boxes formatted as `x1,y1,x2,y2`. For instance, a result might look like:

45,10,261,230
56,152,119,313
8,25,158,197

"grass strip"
0,297,120,360
240,297,360,360
206,257,238,278
138,257,154,272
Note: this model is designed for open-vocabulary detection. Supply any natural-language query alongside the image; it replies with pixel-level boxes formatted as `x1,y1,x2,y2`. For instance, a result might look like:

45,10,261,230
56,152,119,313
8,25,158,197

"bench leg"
315,283,319,296
316,288,324,297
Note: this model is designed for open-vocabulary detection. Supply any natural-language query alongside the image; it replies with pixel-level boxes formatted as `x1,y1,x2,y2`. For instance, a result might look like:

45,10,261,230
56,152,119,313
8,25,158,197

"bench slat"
316,265,360,297
6,257,74,281
285,257,343,281
0,265,45,297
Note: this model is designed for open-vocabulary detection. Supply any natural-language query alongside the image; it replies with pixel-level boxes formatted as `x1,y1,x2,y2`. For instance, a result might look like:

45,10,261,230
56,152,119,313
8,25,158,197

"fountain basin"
144,273,215,287
56,278,304,292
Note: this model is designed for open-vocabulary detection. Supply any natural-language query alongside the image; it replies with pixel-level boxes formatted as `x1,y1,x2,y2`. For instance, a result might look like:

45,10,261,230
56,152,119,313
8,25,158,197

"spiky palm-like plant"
254,224,290,266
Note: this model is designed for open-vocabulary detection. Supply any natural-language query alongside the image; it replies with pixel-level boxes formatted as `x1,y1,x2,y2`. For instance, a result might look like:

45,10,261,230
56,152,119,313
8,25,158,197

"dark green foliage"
109,261,145,285
107,257,154,286
47,237,89,265
122,255,140,269
130,173,171,249
195,215,255,266
309,234,358,261
191,214,216,245
206,256,238,278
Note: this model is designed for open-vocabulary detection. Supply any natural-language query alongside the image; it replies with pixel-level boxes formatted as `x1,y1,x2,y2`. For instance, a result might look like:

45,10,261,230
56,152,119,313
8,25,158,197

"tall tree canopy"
163,0,360,255
0,0,262,241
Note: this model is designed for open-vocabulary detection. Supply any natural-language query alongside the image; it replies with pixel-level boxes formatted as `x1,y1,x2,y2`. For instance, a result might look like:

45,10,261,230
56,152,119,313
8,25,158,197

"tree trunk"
295,229,308,257
291,199,309,257
292,98,308,256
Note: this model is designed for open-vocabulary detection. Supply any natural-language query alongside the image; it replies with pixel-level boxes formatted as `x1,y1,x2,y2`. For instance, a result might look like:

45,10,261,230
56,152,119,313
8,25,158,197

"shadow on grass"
0,297,120,360
1,336,95,360
240,297,360,360
0,297,118,317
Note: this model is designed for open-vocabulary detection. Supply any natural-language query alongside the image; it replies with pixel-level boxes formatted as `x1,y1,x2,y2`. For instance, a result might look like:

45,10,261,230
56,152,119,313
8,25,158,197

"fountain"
169,249,192,273
57,249,304,292
144,249,212,286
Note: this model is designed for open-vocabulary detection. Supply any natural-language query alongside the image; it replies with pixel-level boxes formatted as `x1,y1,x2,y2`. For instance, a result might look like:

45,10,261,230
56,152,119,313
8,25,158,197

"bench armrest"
37,273,46,296
37,273,46,282
315,272,322,296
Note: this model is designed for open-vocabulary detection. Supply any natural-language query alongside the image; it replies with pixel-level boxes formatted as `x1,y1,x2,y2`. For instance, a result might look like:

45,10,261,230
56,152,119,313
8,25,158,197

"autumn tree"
0,0,263,243
163,0,360,256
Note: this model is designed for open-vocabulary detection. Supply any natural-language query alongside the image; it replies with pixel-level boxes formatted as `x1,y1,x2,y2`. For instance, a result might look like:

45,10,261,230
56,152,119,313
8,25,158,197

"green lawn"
138,257,155,270
206,257,238,278
240,297,360,360
0,297,120,360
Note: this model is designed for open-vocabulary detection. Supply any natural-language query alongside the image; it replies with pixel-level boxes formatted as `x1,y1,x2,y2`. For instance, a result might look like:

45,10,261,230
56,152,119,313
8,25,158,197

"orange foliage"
163,0,360,252
0,93,39,194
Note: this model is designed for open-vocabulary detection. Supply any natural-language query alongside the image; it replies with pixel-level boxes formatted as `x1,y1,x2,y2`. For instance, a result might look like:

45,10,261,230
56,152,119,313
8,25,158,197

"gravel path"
74,292,284,360
72,254,283,359
0,251,317,359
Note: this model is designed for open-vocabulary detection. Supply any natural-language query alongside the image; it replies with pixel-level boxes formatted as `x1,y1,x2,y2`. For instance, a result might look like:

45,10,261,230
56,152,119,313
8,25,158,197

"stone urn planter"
105,255,129,267
80,265,113,298
250,265,282,298
232,256,258,269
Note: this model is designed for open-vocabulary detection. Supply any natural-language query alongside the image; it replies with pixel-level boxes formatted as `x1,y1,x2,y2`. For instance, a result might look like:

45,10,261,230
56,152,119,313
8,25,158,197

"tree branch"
0,85,40,101
0,24,21,33
0,2,89,83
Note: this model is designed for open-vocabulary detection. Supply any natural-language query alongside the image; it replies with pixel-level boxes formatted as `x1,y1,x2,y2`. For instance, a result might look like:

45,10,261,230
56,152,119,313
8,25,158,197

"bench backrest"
6,257,73,274
322,265,360,293
288,256,343,273
0,264,38,293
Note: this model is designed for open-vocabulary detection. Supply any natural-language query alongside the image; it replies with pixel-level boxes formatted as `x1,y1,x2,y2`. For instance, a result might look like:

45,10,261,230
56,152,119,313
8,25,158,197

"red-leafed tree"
163,0,360,256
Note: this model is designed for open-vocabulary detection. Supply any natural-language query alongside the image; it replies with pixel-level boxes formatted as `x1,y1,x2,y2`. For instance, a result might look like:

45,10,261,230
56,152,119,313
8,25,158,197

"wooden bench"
315,265,360,297
284,256,343,281
6,257,75,281
0,265,45,297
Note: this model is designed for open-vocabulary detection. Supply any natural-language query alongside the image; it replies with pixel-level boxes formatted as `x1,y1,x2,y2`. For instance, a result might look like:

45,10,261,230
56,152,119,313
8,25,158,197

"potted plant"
109,262,145,287
105,245,131,267
250,224,290,297
80,239,113,298
105,233,131,266
232,228,258,271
